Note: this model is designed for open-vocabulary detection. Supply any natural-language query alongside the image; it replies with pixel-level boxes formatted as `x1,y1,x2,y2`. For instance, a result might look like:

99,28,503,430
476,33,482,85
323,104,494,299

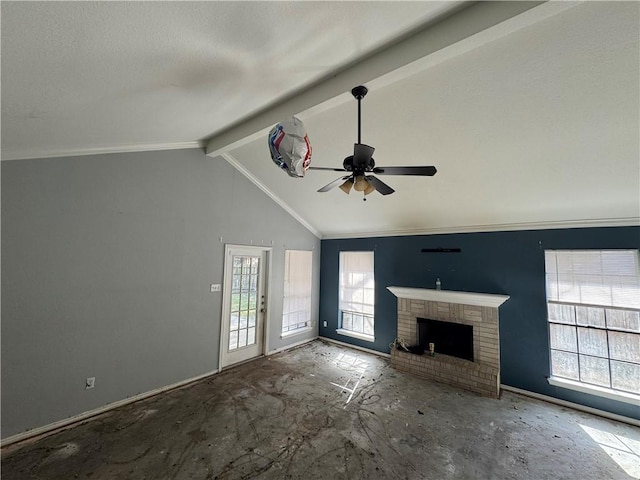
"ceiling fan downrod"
351,85,368,145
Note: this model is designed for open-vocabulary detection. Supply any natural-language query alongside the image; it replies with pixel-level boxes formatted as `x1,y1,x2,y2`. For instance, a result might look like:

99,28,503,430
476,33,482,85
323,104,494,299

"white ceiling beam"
205,1,568,158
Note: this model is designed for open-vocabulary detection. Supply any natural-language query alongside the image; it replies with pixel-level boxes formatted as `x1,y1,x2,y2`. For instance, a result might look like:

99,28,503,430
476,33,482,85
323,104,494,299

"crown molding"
1,141,205,162
320,218,640,240
220,152,321,239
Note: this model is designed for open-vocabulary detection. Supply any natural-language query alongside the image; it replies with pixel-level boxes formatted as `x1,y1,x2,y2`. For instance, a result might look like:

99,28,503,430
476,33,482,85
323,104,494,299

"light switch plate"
210,284,221,292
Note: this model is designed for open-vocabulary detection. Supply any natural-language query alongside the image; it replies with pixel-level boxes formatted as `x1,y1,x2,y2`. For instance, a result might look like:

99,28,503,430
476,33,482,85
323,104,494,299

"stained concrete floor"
2,340,639,480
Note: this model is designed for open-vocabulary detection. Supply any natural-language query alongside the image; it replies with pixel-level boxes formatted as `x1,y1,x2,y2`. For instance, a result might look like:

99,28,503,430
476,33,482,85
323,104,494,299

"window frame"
337,251,375,342
545,249,640,405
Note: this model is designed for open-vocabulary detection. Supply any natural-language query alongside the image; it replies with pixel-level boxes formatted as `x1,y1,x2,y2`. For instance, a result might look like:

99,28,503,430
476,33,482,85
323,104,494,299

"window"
338,251,375,341
282,250,313,336
545,250,640,403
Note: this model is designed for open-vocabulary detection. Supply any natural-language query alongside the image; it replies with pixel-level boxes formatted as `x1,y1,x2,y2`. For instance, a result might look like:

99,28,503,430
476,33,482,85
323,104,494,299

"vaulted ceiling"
2,2,638,238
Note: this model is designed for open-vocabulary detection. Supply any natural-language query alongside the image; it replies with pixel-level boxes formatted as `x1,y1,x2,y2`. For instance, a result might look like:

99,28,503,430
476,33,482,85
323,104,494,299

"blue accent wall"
319,226,640,419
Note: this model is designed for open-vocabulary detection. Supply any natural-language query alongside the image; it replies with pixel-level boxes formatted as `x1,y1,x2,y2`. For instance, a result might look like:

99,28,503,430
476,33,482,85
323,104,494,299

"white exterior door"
220,245,269,369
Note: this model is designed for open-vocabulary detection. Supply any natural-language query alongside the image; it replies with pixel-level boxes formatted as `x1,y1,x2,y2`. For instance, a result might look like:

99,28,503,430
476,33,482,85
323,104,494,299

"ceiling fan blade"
309,166,347,172
318,176,351,192
353,143,374,168
372,166,437,176
366,175,395,195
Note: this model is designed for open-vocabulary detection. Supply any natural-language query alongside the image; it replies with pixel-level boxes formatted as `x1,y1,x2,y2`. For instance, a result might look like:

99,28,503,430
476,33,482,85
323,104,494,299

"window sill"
280,326,313,339
548,376,640,406
336,329,375,343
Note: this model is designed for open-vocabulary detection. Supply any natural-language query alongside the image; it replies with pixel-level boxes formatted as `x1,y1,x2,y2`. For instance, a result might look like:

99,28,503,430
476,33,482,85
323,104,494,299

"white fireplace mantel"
387,286,509,308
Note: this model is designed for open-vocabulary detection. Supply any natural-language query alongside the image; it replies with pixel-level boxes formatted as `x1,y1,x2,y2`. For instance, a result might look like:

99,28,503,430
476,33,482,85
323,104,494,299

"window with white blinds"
545,250,640,400
339,251,375,340
282,250,313,334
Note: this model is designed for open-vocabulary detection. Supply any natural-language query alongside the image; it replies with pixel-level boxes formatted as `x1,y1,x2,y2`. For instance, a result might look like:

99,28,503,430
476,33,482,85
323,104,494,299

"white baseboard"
1,369,219,448
500,384,640,427
319,336,391,358
267,336,318,355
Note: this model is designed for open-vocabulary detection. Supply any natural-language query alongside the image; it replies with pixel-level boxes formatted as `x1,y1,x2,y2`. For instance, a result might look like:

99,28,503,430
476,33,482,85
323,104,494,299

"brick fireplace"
387,287,509,398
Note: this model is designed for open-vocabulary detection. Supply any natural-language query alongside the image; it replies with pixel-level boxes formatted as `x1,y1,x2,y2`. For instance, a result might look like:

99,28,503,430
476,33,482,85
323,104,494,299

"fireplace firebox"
417,317,474,361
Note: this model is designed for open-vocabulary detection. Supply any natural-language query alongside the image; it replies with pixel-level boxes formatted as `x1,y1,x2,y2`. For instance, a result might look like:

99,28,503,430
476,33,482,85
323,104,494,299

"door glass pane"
230,312,239,330
229,330,238,350
231,293,240,312
228,253,261,353
238,329,247,348
233,256,242,270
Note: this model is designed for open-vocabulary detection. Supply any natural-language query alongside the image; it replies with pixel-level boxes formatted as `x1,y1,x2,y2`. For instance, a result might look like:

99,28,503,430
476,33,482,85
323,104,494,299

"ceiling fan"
309,85,437,198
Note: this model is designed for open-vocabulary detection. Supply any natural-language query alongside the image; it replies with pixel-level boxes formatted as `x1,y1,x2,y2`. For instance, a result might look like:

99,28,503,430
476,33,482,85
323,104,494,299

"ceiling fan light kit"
309,85,437,199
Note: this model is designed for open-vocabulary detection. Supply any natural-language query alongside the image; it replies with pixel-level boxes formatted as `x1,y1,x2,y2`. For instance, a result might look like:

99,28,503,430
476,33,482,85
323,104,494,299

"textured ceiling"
2,2,639,239
1,1,459,159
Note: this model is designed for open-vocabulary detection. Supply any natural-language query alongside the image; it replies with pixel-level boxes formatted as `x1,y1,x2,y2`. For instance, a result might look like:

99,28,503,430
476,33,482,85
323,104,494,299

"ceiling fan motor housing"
343,154,374,172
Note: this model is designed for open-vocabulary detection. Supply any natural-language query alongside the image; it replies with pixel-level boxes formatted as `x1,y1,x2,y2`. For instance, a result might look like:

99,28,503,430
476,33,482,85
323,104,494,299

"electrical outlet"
210,284,221,292
85,377,95,389
323,321,327,328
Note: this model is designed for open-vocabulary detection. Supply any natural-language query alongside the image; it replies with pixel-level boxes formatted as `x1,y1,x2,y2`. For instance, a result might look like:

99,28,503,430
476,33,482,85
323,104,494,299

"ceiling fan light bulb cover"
339,180,353,194
353,175,368,192
364,182,376,195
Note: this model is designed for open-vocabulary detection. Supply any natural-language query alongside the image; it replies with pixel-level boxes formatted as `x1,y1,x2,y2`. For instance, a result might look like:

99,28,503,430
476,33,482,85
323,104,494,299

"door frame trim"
219,244,272,371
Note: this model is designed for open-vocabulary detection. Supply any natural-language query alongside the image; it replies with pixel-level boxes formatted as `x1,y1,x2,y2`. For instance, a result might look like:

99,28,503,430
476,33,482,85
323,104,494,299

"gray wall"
1,148,320,438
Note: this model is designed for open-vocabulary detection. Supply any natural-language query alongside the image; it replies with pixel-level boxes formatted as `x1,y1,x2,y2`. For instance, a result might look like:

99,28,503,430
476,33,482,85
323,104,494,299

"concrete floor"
2,340,639,480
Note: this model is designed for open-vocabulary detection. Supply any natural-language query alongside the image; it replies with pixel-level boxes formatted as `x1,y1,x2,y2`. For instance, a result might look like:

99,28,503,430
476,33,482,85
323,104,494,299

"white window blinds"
339,251,375,316
545,250,640,309
282,250,313,333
